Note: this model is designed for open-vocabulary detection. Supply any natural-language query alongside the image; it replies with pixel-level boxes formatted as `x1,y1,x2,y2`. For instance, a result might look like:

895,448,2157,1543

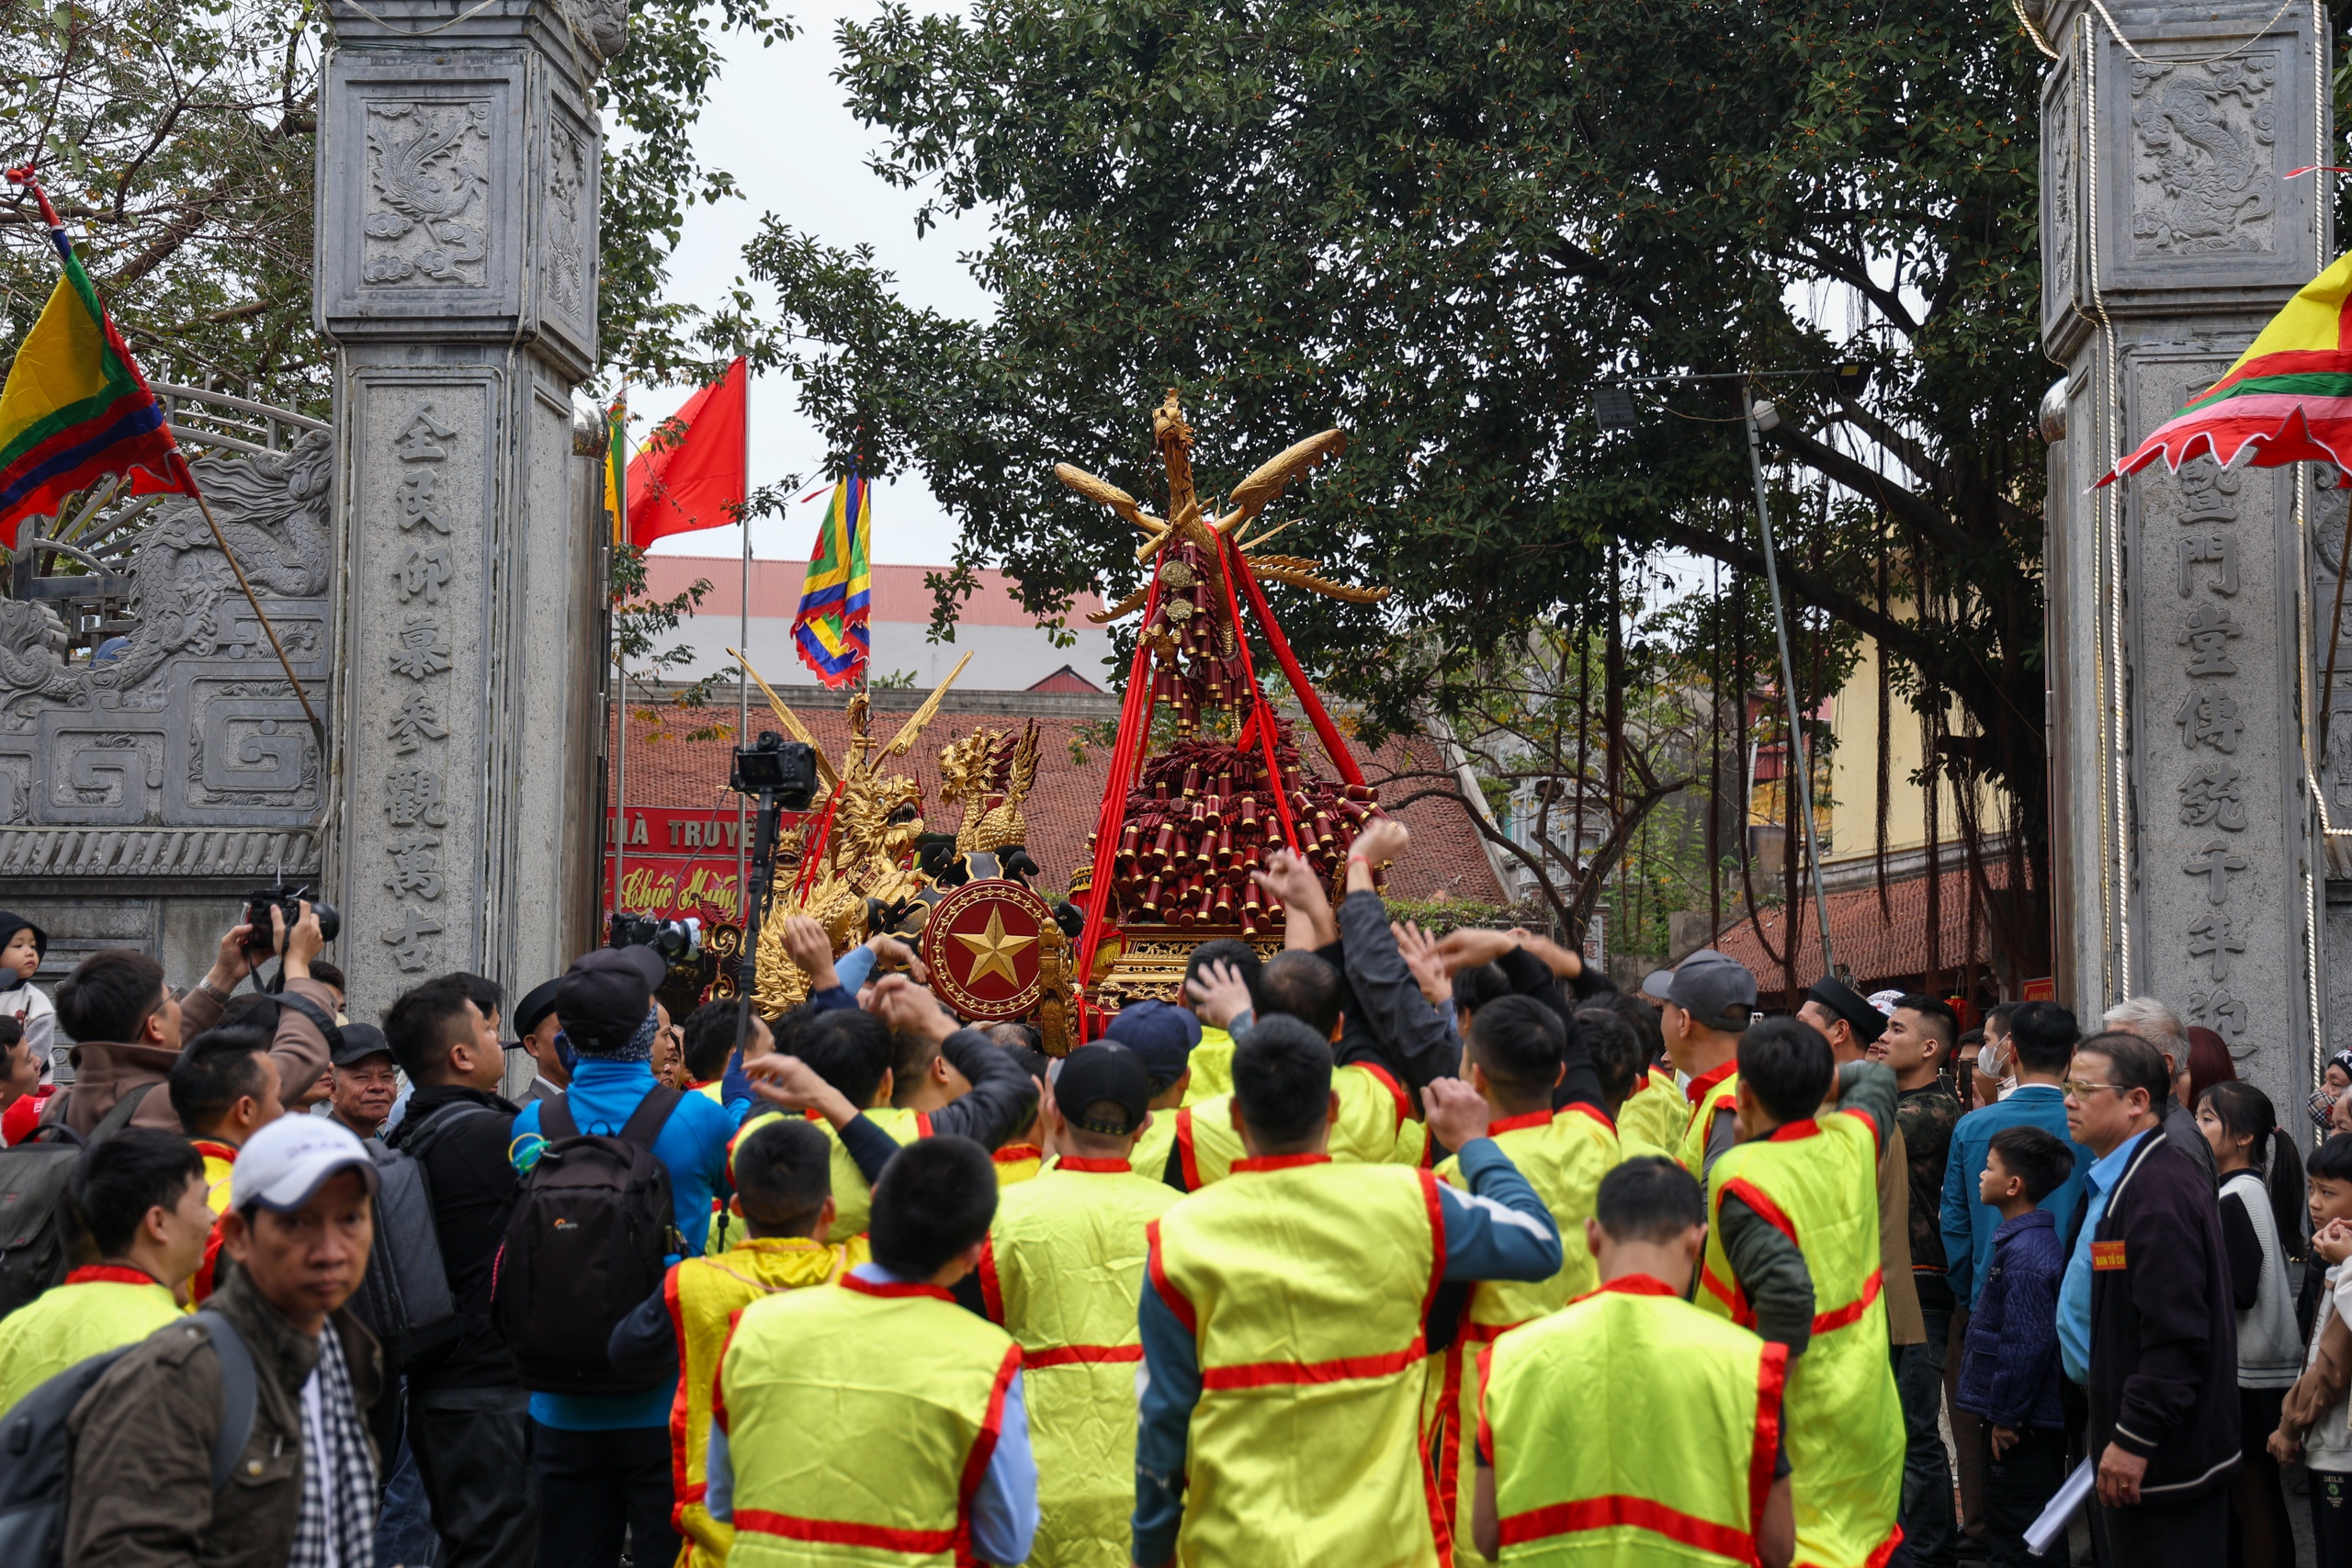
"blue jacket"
1939,1085,2095,1307
511,1055,738,1430
1954,1209,2067,1431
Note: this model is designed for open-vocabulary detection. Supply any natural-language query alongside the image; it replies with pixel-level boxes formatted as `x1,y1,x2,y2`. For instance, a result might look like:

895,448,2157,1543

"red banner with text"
605,805,808,922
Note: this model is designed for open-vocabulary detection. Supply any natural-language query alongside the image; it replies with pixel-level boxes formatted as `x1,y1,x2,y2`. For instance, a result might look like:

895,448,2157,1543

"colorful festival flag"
792,474,872,687
2102,247,2352,483
602,394,628,545
620,358,747,549
0,171,193,549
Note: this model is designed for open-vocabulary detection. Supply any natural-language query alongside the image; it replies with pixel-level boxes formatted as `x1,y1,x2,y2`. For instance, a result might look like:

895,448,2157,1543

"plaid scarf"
289,1325,377,1568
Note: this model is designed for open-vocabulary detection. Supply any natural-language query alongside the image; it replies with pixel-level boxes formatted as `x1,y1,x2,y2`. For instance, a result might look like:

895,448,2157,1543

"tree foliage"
727,0,2061,974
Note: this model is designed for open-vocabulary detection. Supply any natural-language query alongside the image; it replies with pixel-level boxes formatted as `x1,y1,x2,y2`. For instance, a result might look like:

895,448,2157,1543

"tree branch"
1762,419,1980,560
1653,518,1946,673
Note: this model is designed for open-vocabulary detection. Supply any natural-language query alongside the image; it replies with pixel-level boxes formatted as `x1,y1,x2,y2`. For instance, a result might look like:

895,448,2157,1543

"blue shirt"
510,1055,739,1430
2058,1130,2149,1385
1939,1085,2096,1307
703,1262,1039,1565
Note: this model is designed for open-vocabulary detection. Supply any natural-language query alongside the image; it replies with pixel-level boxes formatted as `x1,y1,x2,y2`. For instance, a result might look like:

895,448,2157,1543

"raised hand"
1422,1076,1492,1152
1184,959,1255,1031
1393,921,1452,1006
862,973,958,1043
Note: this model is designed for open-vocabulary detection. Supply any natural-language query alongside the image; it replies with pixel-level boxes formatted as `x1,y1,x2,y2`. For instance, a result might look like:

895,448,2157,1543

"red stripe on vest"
1175,1109,1203,1190
663,1266,694,1531
63,1265,162,1287
840,1274,955,1303
1054,1157,1132,1173
733,1509,958,1554
1749,1340,1789,1543
1199,1339,1429,1389
1766,1119,1820,1142
1230,1153,1332,1172
1717,1177,1800,1248
1812,1269,1885,1336
1354,1059,1410,1131
953,1343,1024,1553
1418,1167,1447,1322
1560,1102,1617,1136
1143,1219,1196,1334
1498,1494,1756,1560
1487,1109,1555,1136
1023,1343,1144,1368
976,1235,1005,1325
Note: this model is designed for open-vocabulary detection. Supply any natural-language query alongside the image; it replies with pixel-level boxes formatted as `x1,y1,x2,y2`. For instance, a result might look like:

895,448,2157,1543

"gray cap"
1641,949,1758,1033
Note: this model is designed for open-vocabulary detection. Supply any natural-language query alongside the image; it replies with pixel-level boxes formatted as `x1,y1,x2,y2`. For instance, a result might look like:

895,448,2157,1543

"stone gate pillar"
315,0,617,1011
2041,0,2332,1113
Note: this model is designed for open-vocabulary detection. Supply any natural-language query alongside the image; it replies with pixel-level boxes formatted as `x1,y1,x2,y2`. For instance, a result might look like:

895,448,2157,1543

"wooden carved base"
1094,924,1285,1008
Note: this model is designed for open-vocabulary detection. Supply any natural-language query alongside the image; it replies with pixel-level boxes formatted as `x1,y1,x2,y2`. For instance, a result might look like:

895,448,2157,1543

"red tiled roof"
1026,665,1105,694
609,705,1502,903
1714,865,2005,999
643,558,1106,626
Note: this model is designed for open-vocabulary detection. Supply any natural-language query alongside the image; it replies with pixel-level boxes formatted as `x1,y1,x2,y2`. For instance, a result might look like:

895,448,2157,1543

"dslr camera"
610,912,702,962
730,731,819,811
242,885,341,958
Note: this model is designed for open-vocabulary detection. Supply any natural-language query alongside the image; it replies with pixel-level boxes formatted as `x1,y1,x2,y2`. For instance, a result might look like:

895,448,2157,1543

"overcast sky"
637,1,994,570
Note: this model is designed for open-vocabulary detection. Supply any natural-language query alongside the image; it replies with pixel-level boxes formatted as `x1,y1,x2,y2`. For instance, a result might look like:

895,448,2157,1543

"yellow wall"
1824,635,2005,865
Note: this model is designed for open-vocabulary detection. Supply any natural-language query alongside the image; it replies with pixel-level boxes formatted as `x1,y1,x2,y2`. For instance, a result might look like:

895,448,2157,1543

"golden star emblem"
953,908,1036,989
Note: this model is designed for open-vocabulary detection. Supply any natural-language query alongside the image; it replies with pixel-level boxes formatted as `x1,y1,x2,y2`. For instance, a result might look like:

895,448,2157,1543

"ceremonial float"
1059,392,1392,1029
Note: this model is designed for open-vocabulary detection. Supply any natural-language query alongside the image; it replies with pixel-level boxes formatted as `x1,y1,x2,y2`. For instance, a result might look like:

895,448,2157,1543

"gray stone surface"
315,0,610,1013
2041,0,2332,1118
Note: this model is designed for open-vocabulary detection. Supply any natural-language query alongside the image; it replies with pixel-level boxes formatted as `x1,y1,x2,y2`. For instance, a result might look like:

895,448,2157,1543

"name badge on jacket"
2091,1240,2127,1271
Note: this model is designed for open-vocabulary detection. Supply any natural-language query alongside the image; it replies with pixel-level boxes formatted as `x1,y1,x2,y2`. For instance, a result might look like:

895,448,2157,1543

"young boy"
1432,997,1621,1543
1953,1124,2076,1567
964,1043,1177,1567
1473,1156,1795,1568
603,1117,867,1568
0,911,54,1082
2272,1132,2352,1564
0,1129,212,1414
709,1136,1037,1566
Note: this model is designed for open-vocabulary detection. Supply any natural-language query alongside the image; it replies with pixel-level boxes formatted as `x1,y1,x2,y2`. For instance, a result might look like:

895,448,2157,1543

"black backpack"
348,1102,492,1371
0,1308,256,1568
492,1089,684,1394
0,1084,157,1317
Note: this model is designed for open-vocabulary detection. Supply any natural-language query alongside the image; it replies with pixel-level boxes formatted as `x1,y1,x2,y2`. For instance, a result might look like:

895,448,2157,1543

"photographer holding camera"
48,901,338,1137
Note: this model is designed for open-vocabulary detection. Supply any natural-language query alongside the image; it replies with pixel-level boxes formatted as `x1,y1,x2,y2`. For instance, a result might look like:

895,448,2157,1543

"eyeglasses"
2061,1079,2125,1099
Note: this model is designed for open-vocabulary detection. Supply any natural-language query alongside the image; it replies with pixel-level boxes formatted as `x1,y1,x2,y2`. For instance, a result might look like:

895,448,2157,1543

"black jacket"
2086,1128,2240,1500
386,1084,522,1390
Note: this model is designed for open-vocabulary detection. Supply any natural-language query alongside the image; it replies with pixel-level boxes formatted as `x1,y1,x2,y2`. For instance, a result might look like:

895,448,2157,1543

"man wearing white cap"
62,1114,383,1568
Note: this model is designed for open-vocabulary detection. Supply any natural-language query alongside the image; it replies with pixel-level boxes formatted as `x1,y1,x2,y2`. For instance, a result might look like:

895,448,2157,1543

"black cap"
553,947,665,1048
0,911,47,962
514,977,562,1039
1804,976,1886,1045
1103,998,1201,1092
1054,1044,1153,1135
331,1021,394,1067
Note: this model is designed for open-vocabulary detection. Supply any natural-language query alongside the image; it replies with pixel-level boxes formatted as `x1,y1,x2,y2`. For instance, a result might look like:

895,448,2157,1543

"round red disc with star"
920,878,1054,1021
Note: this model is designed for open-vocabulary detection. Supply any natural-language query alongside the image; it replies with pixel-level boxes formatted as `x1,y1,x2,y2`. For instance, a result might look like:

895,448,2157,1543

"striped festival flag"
791,474,873,687
0,170,193,548
2102,247,2352,483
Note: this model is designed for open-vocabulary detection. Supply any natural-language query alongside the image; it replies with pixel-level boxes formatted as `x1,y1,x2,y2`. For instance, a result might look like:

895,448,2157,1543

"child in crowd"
2272,1133,2352,1565
2200,1080,2303,1568
1954,1124,2075,1568
0,912,54,1084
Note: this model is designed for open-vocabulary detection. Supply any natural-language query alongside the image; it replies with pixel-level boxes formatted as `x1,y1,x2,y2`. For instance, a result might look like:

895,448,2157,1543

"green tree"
727,0,2064,978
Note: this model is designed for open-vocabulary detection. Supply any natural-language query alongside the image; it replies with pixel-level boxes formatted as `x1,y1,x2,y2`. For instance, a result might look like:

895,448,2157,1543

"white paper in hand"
2025,1457,2095,1557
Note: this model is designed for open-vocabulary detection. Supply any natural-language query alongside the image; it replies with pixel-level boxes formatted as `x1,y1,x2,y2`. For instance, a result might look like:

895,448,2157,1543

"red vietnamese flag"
625,357,746,549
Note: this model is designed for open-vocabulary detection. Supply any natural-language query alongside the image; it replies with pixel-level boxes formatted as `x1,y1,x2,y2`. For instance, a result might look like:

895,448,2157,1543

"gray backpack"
0,1308,256,1568
0,1084,157,1317
352,1101,492,1371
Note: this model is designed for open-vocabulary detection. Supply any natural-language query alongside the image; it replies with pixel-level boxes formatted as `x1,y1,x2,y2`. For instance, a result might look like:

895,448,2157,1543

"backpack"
492,1088,684,1395
348,1102,492,1371
0,1308,256,1568
0,1084,157,1318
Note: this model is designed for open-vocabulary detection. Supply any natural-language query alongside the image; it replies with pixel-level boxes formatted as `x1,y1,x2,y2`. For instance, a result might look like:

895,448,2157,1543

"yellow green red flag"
791,474,872,687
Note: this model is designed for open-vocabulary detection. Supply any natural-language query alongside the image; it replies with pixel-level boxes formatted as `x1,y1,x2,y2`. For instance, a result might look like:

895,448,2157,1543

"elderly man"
326,1023,401,1141
64,1115,382,1567
2101,998,2217,1189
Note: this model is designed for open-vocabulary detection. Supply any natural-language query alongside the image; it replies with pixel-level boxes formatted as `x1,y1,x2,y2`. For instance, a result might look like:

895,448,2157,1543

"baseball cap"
1054,1044,1153,1135
1805,977,1886,1044
553,946,666,1046
1103,998,1201,1092
330,1021,394,1067
514,977,563,1039
232,1114,380,1213
1641,950,1759,1033
1866,988,1905,1019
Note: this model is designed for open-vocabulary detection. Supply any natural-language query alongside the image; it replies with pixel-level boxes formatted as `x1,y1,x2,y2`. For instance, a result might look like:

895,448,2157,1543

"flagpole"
737,361,752,957
613,388,628,931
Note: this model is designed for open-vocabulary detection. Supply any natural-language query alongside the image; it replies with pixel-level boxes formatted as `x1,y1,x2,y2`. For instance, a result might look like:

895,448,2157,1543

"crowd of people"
0,827,2336,1568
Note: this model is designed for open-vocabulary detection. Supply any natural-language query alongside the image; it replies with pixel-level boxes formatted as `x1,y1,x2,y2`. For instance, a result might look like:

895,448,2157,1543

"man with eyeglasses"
2058,1029,2237,1566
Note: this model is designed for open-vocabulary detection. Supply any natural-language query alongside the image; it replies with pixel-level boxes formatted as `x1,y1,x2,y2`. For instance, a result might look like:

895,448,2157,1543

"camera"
730,731,819,810
242,885,341,956
610,912,702,961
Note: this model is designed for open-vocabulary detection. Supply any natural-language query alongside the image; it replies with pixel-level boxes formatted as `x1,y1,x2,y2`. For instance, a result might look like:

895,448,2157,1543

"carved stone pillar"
2041,0,2331,1111
315,0,615,1012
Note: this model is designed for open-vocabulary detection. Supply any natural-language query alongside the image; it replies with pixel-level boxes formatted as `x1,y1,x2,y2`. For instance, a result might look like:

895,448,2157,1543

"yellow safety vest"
1149,1156,1450,1568
979,1158,1180,1568
1481,1274,1787,1566
1432,1104,1622,1543
1698,1112,1905,1568
721,1272,1022,1568
0,1268,184,1416
665,1235,866,1567
1616,1067,1686,1156
732,1107,928,1243
1181,1026,1235,1105
191,1140,238,1303
1676,1064,1740,1176
1129,1109,1179,1183
1171,1060,1416,1188
991,1143,1044,1187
